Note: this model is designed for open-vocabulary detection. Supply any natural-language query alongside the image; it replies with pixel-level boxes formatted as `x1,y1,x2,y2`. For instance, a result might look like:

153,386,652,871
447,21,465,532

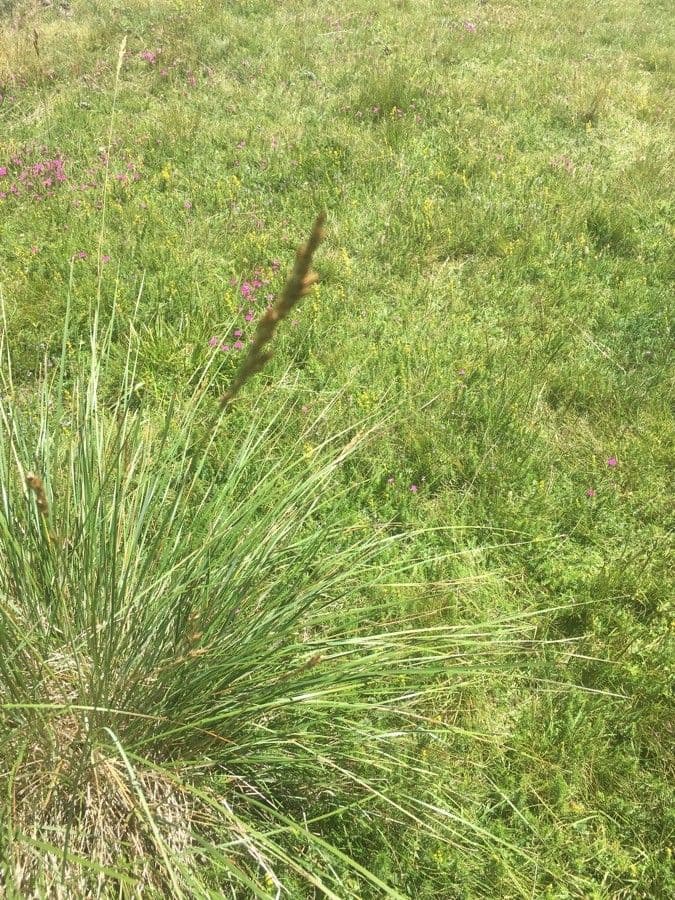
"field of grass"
0,0,673,896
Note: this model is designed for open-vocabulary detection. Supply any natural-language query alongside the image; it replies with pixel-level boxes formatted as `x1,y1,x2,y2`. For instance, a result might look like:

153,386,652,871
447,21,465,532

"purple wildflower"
0,167,7,177
233,340,244,350
586,488,597,498
208,336,219,348
606,456,618,468
409,484,418,494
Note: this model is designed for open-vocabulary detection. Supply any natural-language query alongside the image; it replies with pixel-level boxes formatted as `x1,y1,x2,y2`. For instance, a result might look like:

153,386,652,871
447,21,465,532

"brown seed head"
220,212,326,409
26,472,49,517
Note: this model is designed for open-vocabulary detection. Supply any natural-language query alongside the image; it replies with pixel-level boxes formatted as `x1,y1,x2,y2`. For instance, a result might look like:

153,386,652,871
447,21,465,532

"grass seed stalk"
220,211,326,408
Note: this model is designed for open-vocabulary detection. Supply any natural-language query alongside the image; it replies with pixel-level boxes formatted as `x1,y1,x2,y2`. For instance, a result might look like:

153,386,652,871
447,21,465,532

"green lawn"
1,1,673,896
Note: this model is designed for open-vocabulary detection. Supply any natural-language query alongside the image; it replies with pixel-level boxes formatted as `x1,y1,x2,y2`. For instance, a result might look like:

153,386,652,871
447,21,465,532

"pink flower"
140,50,157,64
183,200,192,209
409,484,418,493
74,251,87,260
463,21,477,33
233,329,242,337
30,245,39,254
240,282,253,298
220,343,230,352
244,311,254,322
270,259,281,271
208,336,219,347
586,488,597,498
101,254,111,264
0,167,7,177
233,340,244,350
606,456,618,468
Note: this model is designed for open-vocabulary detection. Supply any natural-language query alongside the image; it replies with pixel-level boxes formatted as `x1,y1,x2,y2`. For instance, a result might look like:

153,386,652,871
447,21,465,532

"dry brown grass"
6,649,204,897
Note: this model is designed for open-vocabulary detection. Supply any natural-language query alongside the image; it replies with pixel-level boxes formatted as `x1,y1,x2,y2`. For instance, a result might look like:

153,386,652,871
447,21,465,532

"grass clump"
0,224,529,897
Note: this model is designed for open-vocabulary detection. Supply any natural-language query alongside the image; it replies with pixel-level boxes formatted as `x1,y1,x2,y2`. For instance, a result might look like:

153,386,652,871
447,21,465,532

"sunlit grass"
0,0,672,896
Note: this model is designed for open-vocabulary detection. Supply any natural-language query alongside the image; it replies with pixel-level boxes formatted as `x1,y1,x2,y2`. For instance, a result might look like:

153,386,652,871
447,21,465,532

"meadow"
0,1,673,896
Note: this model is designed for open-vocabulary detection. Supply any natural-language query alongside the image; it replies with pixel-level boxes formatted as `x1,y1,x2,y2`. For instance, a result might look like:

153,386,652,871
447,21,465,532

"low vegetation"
0,1,672,896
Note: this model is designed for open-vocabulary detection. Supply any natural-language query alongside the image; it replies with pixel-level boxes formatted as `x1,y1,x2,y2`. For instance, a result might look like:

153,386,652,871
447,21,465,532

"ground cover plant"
1,0,673,896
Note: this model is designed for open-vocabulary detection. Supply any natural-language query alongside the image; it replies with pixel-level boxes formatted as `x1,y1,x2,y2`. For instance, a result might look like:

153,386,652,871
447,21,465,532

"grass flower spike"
25,471,49,517
220,212,326,408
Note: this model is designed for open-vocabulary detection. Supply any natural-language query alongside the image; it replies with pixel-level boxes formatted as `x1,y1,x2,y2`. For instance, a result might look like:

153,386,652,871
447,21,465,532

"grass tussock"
0,221,535,897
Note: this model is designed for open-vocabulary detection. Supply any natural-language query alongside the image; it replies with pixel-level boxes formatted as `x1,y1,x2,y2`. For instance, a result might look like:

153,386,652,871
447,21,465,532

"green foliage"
0,304,540,895
1,0,672,896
